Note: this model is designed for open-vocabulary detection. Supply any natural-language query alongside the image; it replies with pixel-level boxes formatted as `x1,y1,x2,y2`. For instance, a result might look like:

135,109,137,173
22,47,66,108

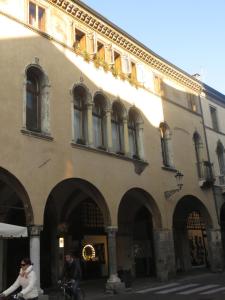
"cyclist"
0,258,38,300
59,253,82,300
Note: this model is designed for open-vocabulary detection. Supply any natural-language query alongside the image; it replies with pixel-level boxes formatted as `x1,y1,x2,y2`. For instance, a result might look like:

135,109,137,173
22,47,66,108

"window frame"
28,1,46,31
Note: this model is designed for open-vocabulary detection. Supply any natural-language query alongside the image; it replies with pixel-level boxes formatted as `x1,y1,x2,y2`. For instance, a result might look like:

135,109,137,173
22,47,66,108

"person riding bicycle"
0,258,38,300
59,253,82,300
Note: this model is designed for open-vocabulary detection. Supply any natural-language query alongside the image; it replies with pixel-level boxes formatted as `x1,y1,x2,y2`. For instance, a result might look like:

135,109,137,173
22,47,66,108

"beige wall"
0,3,219,233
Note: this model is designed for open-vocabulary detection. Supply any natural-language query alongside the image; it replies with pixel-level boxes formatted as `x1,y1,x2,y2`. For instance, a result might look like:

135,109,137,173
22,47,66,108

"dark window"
26,68,41,131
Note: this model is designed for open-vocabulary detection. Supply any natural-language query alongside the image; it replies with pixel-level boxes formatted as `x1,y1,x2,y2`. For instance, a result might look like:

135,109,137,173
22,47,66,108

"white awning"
0,222,28,238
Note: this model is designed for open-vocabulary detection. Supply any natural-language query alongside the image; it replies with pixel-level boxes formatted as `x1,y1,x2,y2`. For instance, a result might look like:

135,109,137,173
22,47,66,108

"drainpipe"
198,91,220,226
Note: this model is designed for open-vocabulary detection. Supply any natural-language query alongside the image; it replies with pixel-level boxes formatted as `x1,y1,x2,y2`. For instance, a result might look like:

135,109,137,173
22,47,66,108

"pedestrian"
0,258,38,300
59,253,82,300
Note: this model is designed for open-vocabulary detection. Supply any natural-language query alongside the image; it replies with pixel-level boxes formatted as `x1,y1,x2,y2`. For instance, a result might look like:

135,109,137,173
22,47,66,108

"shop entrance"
42,178,111,287
173,196,211,273
118,188,160,279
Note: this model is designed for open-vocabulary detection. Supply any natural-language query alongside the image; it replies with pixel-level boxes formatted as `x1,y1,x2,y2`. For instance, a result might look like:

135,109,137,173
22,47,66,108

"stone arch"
42,178,111,287
173,195,213,272
111,98,128,120
118,188,162,229
117,188,162,278
93,91,110,110
72,82,91,104
0,166,33,225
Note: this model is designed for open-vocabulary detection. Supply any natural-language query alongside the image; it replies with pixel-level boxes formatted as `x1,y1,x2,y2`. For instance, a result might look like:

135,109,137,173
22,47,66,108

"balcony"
197,161,215,188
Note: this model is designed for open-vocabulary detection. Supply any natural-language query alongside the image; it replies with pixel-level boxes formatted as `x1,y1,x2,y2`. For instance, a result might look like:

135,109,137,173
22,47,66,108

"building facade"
0,0,223,292
201,85,225,259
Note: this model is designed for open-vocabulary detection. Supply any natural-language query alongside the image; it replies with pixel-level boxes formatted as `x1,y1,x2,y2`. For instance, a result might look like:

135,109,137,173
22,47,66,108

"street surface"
100,272,225,300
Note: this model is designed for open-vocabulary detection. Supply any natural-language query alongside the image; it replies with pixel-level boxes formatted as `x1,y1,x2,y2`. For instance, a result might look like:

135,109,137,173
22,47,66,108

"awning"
0,222,28,238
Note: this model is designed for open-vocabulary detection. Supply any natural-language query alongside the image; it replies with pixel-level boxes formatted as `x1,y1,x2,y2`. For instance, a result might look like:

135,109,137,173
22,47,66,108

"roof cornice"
49,0,202,92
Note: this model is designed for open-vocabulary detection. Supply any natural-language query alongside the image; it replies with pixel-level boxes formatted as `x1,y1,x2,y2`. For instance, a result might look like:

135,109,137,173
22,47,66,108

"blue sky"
81,0,225,95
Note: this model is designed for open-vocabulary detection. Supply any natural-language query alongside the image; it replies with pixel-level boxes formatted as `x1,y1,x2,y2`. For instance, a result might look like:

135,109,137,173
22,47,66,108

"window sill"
21,129,53,141
161,166,177,173
71,142,148,174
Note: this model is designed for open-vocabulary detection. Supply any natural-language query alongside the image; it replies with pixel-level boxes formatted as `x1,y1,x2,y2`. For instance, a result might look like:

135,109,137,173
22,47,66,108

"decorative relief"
49,0,201,92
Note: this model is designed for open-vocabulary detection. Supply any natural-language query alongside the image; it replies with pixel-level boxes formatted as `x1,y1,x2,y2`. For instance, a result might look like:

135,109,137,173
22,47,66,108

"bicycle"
58,280,85,300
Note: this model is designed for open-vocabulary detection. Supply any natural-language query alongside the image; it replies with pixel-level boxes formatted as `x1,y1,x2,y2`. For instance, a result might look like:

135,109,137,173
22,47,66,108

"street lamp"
164,171,184,199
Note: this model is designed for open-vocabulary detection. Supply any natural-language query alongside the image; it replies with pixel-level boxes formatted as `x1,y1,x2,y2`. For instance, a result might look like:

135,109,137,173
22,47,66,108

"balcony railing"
197,161,214,187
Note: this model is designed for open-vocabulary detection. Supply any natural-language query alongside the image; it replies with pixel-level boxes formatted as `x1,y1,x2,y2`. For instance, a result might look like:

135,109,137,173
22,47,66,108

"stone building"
0,0,223,293
201,85,225,258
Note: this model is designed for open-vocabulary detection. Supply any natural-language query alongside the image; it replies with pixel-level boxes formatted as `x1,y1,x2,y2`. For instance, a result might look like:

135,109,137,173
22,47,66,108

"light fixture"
59,237,64,248
164,171,184,199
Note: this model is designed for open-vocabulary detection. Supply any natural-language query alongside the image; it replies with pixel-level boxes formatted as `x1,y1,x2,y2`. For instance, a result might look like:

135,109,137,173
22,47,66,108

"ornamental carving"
48,0,201,92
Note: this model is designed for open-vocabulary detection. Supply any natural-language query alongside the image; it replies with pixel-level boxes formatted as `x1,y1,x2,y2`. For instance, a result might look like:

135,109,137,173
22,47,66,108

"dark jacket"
62,259,81,281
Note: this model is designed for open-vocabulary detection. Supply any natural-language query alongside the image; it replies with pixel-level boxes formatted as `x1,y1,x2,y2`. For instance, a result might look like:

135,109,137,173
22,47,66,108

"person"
0,258,38,300
59,253,82,300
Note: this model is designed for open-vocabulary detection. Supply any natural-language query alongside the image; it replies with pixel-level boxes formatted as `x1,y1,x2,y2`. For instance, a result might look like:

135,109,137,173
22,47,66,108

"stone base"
105,281,126,294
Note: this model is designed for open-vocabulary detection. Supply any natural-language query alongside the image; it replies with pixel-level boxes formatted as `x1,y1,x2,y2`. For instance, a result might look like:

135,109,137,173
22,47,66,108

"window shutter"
121,55,131,74
136,64,144,83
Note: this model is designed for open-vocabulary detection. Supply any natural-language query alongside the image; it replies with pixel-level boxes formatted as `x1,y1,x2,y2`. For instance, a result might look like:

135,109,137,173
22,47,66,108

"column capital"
29,225,43,236
105,226,118,236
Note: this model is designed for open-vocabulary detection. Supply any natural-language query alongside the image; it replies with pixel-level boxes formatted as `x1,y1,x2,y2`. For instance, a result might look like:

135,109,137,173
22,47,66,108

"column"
123,118,129,156
105,226,125,293
154,229,176,281
0,240,4,290
137,122,145,160
86,101,93,147
29,225,43,291
105,109,113,151
207,229,224,272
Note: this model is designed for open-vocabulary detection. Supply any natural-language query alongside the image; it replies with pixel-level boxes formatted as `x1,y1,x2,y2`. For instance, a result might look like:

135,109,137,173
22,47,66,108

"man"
60,253,82,300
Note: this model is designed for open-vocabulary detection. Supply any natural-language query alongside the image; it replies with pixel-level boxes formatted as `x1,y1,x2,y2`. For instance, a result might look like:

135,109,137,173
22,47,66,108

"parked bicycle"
58,280,85,300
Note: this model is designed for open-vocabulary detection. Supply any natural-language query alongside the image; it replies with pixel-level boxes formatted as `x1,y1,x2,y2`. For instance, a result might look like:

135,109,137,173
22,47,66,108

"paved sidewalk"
46,269,217,300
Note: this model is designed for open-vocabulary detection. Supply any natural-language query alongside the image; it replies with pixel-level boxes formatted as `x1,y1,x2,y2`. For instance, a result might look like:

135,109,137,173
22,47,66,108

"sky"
81,0,225,95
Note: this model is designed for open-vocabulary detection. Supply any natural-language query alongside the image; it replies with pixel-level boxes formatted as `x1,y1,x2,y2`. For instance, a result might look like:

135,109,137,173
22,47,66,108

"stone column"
105,109,113,151
105,226,125,293
137,122,145,160
207,229,224,272
154,229,176,281
0,239,4,290
29,225,43,291
123,118,129,156
86,101,93,147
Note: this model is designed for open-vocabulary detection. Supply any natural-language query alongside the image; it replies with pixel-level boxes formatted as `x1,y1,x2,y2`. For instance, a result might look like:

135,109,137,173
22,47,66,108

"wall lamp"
164,171,184,199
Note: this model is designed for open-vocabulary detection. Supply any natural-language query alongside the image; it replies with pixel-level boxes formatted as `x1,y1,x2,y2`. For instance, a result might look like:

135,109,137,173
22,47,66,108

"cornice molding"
49,0,202,93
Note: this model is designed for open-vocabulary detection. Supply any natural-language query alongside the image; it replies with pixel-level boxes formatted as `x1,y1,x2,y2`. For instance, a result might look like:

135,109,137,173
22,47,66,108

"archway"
117,188,162,279
0,167,33,287
42,178,111,287
173,195,212,273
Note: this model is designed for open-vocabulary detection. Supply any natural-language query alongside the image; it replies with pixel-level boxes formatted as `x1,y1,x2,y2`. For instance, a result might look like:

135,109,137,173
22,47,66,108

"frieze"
48,0,201,92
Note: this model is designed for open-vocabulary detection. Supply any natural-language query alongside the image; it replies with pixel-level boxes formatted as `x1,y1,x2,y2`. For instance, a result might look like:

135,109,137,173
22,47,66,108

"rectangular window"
130,62,137,81
113,51,122,75
210,106,219,131
97,41,105,61
29,1,45,31
187,94,197,112
75,29,86,52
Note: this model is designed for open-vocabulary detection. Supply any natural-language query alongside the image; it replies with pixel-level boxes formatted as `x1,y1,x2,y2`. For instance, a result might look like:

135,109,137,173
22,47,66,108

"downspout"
198,90,220,226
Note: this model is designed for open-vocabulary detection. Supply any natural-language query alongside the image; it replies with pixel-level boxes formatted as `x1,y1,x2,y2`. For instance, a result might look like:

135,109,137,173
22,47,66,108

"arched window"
128,109,139,158
160,123,173,167
93,94,106,148
26,67,42,131
73,85,87,144
111,102,124,154
193,132,203,178
216,141,225,175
